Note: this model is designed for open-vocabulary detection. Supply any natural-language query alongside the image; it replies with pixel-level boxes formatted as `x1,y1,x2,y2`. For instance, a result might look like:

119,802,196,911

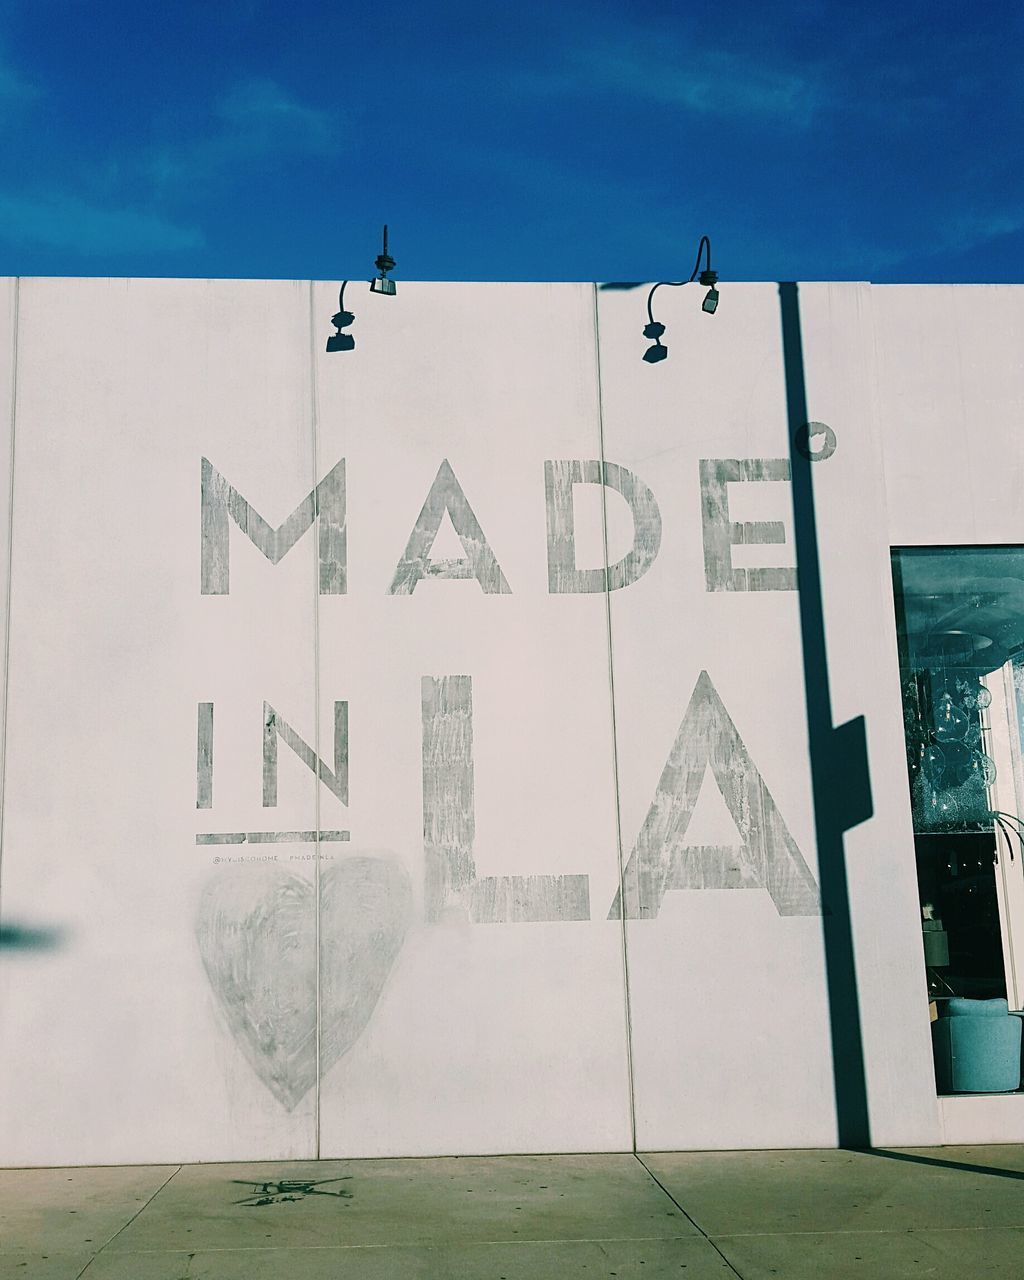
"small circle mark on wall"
795,421,837,461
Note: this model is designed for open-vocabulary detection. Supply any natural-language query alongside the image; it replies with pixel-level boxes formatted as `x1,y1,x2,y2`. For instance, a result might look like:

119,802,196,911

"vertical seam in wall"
308,281,323,1159
0,278,20,916
592,282,638,1152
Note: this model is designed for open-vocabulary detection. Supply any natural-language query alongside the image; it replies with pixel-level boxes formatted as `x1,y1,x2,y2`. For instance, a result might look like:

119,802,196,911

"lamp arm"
645,236,714,326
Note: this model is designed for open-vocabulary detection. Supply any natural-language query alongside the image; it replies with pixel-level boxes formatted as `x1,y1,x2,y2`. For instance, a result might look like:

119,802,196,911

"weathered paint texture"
470,874,591,923
196,701,213,809
544,459,662,593
196,856,411,1109
699,457,796,592
263,701,348,807
318,855,413,1084
200,456,347,595
388,459,512,594
196,865,317,1109
421,675,476,922
609,670,821,919
195,830,350,845
421,674,593,923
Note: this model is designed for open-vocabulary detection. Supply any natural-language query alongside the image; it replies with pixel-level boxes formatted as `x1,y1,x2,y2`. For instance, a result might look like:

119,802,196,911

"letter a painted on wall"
609,671,821,919
389,460,511,594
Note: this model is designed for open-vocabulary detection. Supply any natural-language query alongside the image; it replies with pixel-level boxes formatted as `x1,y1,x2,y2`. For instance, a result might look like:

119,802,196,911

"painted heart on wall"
196,855,413,1109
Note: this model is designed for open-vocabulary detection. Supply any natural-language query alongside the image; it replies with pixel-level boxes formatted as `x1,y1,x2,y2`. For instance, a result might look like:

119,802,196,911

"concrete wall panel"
0,277,1016,1166
0,279,319,1165
595,282,834,1149
794,283,937,1146
0,279,14,857
310,281,632,1155
595,281,937,1149
875,285,1024,546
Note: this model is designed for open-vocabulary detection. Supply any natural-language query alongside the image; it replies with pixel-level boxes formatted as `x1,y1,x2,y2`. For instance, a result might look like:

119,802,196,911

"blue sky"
1,0,1022,283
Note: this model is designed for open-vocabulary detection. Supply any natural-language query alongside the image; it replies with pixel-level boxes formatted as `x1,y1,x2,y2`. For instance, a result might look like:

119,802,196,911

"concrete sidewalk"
4,1146,1024,1279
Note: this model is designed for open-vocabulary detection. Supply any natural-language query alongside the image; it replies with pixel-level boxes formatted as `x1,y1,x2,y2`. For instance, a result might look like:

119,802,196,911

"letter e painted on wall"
700,457,795,592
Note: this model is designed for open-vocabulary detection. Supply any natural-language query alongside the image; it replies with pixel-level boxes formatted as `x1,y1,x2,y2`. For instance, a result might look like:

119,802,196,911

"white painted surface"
0,279,319,1165
595,283,831,1149
0,277,1021,1165
874,285,1024,547
939,1093,1024,1145
310,282,632,1155
796,283,938,1146
0,279,14,849
594,282,938,1149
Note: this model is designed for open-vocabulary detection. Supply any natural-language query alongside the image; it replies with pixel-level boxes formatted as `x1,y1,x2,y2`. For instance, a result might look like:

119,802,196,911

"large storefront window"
893,547,1024,1094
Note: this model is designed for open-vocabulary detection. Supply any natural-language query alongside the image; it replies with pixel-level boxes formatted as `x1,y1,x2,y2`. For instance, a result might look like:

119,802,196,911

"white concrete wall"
873,285,1024,548
0,276,1019,1166
595,282,937,1150
0,280,15,847
871,284,1024,1144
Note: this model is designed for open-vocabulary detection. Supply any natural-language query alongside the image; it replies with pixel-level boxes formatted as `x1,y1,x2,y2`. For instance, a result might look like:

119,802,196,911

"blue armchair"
932,997,1022,1094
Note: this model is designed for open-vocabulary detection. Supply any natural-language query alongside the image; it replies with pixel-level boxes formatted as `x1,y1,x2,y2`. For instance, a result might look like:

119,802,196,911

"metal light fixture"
326,225,399,353
643,235,718,362
370,224,396,295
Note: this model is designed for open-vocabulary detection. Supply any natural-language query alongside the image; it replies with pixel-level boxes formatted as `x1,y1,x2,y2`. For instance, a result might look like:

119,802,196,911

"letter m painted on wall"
201,458,346,594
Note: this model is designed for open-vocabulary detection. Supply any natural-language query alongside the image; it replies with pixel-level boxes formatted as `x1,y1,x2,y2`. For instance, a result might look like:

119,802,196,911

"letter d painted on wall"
545,460,662,593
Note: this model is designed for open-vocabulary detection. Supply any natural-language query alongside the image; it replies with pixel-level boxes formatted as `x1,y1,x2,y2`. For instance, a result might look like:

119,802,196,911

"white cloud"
949,212,1024,244
0,76,339,258
0,193,204,255
518,30,824,126
591,48,820,122
216,77,338,153
149,77,345,196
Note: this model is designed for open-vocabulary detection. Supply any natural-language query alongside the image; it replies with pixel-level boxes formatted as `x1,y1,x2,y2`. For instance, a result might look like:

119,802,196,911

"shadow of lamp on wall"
642,234,719,362
326,224,397,353
326,280,356,353
0,922,66,951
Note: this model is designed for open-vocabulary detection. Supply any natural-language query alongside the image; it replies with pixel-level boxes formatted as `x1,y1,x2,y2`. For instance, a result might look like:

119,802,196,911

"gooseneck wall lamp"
370,224,396,296
643,235,718,363
326,224,397,352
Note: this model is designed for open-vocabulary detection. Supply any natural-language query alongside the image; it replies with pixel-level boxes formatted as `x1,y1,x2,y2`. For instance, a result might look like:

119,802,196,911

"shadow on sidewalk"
863,1148,1024,1182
